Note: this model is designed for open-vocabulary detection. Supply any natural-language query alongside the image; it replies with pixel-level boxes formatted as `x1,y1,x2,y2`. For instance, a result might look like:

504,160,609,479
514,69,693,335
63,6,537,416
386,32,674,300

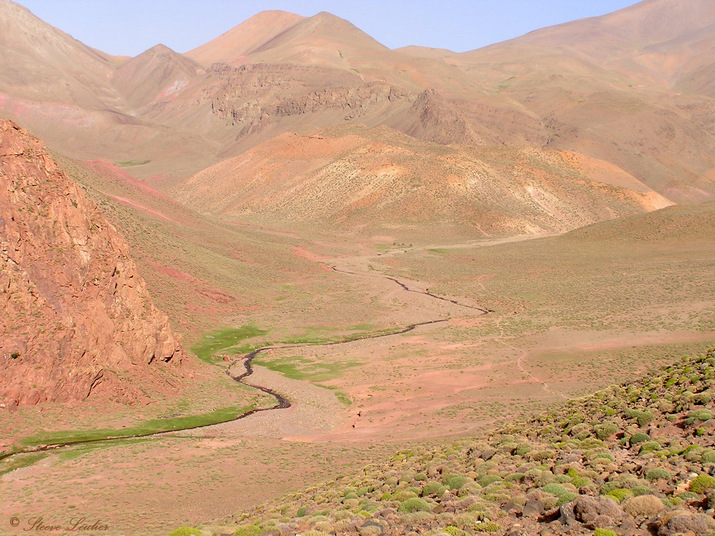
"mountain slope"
186,10,306,67
0,119,184,406
514,0,715,87
455,0,715,202
112,44,204,108
191,348,715,536
0,0,120,108
174,125,672,237
1,0,713,204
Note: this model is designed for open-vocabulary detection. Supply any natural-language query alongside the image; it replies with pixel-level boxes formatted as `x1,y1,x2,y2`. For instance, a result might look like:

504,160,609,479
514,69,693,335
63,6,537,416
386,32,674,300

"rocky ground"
179,348,715,536
0,119,184,407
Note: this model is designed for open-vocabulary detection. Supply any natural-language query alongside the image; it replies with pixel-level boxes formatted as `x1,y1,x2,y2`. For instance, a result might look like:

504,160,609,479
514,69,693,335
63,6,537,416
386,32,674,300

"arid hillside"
207,349,715,536
0,0,711,209
0,119,183,407
175,125,671,236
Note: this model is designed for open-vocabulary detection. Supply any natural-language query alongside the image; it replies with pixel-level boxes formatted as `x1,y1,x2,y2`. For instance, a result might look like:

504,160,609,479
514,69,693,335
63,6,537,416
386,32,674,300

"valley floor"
2,216,713,535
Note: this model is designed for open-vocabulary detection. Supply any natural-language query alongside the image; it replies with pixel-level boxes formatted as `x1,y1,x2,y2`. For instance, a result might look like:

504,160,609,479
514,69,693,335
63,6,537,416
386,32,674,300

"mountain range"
0,0,712,235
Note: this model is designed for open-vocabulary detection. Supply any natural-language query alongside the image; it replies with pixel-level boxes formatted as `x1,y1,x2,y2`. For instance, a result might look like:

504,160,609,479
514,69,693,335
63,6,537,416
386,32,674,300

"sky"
16,0,641,57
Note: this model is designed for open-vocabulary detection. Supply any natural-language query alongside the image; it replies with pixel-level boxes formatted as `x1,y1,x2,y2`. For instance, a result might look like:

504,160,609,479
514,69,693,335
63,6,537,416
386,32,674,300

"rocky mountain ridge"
0,0,712,208
0,119,184,406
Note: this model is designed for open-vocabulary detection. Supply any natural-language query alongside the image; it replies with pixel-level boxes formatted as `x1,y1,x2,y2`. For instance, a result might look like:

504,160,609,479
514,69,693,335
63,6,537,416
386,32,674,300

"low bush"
689,474,715,494
398,497,432,513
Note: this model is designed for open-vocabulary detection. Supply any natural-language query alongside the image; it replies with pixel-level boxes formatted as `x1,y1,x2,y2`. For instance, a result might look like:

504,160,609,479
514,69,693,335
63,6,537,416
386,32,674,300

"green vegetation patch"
192,325,268,364
398,497,432,513
167,528,201,536
254,354,362,383
689,474,715,493
0,452,47,477
117,159,151,167
19,404,255,449
281,324,395,346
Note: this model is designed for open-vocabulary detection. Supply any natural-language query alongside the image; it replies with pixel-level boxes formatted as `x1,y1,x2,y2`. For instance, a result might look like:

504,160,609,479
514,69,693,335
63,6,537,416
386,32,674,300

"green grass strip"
19,404,255,449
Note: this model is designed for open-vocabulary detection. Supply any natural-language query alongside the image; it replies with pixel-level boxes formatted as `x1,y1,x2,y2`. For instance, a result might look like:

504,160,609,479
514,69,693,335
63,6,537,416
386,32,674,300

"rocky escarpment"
406,89,482,146
0,119,183,407
208,63,413,136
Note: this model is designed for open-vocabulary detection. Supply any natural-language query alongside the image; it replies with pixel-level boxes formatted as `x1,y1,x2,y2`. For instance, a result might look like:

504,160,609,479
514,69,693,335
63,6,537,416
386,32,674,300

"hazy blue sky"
17,1,641,56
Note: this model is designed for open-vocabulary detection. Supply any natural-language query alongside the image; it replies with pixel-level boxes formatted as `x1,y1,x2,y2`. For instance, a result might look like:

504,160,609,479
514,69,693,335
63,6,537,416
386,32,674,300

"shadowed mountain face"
0,0,713,220
0,119,184,406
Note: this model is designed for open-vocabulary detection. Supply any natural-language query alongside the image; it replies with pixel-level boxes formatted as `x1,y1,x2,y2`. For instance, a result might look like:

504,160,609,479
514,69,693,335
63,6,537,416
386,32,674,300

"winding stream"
0,266,488,464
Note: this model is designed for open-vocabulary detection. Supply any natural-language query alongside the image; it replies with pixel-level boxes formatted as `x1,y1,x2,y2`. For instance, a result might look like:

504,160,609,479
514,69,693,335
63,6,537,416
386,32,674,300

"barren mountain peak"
186,9,305,66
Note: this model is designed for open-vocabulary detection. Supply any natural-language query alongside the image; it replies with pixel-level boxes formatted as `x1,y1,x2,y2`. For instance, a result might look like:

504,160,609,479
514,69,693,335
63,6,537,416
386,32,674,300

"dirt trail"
494,316,568,400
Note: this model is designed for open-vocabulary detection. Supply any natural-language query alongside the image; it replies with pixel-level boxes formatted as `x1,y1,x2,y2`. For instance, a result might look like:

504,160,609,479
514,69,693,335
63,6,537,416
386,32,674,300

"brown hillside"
174,125,672,236
112,44,204,108
0,0,118,107
456,0,715,201
0,119,183,407
186,10,306,67
514,0,715,86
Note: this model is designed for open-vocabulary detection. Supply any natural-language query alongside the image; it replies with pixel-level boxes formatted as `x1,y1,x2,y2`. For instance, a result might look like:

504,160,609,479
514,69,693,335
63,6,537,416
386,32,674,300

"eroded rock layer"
0,119,183,406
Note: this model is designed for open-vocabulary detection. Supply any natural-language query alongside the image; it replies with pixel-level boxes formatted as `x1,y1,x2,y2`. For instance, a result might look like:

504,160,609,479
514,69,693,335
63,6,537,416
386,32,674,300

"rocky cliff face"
0,119,183,406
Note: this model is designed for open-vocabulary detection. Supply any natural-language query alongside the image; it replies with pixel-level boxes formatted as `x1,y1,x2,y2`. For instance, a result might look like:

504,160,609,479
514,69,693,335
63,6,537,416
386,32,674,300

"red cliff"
0,119,184,406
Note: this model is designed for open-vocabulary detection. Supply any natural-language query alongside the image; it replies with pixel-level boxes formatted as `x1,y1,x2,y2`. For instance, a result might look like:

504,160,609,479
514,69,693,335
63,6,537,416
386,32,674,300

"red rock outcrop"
0,119,183,406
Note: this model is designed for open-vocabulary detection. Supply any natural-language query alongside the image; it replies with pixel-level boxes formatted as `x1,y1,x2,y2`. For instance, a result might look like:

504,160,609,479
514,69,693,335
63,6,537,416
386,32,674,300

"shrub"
623,494,665,517
591,452,614,462
445,475,470,490
688,409,712,422
630,485,651,496
414,472,427,481
444,526,463,536
478,475,502,487
636,411,654,427
594,529,618,536
683,446,705,461
296,507,307,517
594,422,618,440
639,441,661,454
629,433,650,446
646,467,671,481
571,476,593,489
702,450,715,464
515,444,531,456
557,492,578,507
675,491,699,502
531,449,555,461
168,528,202,536
392,491,418,502
542,483,569,497
606,489,634,503
398,497,432,513
689,474,715,493
421,482,447,497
